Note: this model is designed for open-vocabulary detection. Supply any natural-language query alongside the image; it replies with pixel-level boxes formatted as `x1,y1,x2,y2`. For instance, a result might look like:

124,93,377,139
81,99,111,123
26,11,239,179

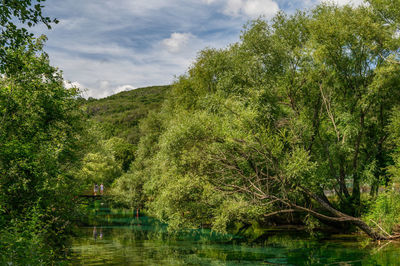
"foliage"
0,203,70,265
110,2,400,239
0,0,58,73
364,191,400,234
368,0,400,25
0,39,85,263
77,136,137,186
78,86,169,196
0,0,90,263
110,110,168,209
387,107,400,184
84,85,170,144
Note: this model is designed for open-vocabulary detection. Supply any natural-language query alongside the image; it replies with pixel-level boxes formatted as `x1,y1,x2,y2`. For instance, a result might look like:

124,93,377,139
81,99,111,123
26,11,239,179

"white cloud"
63,80,84,89
243,0,279,17
320,0,365,6
162,32,194,53
114,84,136,94
99,80,111,90
393,29,400,40
225,0,243,16
224,0,279,18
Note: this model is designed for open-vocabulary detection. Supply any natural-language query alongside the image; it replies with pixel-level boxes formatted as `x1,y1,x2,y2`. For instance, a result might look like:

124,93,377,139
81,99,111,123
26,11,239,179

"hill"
85,85,170,144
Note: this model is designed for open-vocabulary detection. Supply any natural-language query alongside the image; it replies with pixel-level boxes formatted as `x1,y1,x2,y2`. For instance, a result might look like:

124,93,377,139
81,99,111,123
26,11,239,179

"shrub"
364,191,400,235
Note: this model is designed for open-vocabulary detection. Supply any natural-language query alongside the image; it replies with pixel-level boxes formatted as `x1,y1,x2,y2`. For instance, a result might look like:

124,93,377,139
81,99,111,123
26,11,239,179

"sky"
34,0,364,98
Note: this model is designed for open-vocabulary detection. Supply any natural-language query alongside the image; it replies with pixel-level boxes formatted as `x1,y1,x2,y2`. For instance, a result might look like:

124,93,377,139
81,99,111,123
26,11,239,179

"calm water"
69,207,400,265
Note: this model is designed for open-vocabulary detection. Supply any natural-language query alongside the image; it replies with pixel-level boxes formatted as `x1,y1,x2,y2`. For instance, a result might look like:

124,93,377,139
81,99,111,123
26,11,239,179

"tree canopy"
0,1,85,263
0,0,57,73
111,2,400,240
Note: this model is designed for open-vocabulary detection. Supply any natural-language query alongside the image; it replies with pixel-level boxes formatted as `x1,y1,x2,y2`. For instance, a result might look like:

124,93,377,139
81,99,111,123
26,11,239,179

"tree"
0,0,87,263
78,136,136,186
0,39,86,263
114,3,400,240
0,0,57,73
204,5,400,239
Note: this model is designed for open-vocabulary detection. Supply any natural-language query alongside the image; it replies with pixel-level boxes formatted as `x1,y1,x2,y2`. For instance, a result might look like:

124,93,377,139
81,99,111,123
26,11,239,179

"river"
69,205,400,265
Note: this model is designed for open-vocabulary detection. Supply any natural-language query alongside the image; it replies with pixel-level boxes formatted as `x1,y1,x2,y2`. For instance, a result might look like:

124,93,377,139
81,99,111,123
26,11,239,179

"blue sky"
34,0,362,98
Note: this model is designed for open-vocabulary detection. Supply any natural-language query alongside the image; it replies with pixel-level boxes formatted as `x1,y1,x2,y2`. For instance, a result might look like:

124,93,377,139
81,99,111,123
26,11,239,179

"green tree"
113,3,400,240
0,40,85,263
111,111,166,210
0,0,57,73
78,136,135,187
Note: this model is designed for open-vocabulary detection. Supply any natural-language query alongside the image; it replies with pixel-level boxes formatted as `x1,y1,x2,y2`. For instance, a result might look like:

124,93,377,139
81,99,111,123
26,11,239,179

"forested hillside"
74,85,170,190
85,85,170,144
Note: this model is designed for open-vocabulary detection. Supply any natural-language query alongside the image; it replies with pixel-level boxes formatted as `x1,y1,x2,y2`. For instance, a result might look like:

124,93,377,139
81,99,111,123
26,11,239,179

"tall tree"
0,38,84,216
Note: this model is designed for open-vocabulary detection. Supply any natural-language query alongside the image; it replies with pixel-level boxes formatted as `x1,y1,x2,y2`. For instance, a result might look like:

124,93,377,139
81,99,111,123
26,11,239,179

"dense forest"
2,0,400,263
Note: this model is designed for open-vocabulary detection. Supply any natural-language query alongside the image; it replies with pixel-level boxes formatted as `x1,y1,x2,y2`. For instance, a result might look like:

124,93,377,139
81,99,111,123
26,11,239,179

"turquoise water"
69,207,400,265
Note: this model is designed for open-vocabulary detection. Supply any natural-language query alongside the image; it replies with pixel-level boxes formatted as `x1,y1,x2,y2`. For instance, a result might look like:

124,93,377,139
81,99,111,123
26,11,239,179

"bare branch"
319,84,340,142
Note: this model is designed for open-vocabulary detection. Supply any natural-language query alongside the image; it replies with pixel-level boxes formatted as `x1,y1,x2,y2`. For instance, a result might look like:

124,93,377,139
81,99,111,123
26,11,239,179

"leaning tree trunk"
208,138,400,241
296,186,400,240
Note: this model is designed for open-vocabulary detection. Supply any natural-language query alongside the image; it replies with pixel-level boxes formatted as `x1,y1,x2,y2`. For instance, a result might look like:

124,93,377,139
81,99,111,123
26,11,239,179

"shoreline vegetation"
2,0,400,264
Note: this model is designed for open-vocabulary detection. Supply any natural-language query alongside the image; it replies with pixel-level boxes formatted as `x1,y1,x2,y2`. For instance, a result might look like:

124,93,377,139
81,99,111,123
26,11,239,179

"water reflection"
92,226,97,241
70,208,400,265
92,226,104,241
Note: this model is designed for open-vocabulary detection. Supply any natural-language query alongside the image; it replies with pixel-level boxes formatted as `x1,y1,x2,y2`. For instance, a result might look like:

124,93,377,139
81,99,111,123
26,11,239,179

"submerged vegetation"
2,0,400,263
71,206,400,265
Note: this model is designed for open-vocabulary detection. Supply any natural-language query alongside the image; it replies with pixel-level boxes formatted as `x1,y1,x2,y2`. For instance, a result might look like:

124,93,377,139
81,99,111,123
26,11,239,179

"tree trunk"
296,186,399,240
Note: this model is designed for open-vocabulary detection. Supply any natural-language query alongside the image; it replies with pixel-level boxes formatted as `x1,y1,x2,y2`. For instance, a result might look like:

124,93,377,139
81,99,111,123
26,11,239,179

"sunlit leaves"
0,0,57,73
112,2,400,232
